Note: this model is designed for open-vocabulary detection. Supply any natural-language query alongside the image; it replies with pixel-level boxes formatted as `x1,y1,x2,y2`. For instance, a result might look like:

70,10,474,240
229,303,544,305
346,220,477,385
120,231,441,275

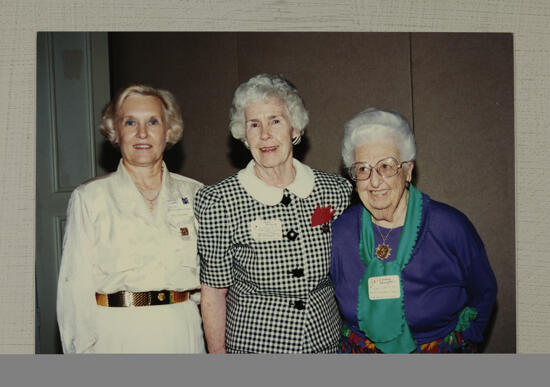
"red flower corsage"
311,204,336,227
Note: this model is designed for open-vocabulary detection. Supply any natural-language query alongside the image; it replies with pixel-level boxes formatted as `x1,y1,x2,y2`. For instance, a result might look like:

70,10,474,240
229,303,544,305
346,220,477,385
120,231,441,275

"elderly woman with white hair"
195,74,352,353
57,84,205,353
330,108,497,353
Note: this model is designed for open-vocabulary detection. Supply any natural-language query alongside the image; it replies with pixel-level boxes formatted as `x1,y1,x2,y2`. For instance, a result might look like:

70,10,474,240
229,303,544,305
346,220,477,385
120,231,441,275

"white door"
36,32,111,353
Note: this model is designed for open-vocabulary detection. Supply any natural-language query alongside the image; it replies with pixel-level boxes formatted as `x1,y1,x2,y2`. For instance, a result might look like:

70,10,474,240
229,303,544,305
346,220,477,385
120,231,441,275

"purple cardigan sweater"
330,194,497,345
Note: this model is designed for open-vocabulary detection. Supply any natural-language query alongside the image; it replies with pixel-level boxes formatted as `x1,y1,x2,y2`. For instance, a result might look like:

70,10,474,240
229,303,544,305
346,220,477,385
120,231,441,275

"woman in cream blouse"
56,85,205,353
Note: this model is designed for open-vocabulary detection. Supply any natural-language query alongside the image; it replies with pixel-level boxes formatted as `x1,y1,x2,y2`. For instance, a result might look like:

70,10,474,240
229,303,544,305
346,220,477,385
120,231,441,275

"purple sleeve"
428,201,497,343
457,218,498,343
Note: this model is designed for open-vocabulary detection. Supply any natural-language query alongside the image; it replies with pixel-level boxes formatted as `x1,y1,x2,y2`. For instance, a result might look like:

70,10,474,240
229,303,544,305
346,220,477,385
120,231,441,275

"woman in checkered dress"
195,74,352,353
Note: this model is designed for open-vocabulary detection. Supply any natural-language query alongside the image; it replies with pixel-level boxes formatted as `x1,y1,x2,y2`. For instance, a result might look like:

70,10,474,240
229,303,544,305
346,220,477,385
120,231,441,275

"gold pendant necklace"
375,224,393,259
141,189,160,211
137,166,163,211
146,195,158,210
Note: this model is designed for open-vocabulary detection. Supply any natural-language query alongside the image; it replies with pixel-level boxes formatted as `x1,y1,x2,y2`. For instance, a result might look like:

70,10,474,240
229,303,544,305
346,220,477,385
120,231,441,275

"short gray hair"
100,84,184,147
341,108,416,167
229,73,309,141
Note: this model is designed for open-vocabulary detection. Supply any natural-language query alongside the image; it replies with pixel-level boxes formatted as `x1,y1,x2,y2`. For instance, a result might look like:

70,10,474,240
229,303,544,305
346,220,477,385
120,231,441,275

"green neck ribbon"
356,185,423,353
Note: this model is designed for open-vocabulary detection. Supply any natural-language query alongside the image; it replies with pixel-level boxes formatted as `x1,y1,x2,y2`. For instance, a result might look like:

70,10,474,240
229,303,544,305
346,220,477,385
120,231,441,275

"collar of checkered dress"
237,158,315,205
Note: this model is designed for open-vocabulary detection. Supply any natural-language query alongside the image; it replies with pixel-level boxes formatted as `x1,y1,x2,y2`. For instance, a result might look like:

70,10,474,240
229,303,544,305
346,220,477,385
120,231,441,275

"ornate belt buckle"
151,290,170,305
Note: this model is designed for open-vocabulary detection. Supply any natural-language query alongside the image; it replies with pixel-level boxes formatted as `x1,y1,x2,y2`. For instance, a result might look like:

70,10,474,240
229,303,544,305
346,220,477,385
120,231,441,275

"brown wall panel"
109,32,412,181
235,32,412,174
109,32,240,185
411,33,515,353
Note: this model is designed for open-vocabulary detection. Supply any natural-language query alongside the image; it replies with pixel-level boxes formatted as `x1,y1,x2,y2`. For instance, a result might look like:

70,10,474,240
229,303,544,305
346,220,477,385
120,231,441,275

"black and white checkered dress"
195,159,352,353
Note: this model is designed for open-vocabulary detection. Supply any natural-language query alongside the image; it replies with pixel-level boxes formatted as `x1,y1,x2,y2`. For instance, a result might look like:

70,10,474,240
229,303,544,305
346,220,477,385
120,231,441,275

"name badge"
250,218,283,242
368,275,401,300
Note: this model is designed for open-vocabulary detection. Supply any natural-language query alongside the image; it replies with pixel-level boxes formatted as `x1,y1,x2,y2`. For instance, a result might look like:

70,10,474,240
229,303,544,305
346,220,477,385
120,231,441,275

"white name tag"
250,218,283,242
368,275,401,300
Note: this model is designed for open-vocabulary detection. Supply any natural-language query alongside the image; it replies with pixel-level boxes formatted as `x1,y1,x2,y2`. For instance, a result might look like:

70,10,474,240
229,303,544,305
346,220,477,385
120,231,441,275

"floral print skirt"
339,323,477,353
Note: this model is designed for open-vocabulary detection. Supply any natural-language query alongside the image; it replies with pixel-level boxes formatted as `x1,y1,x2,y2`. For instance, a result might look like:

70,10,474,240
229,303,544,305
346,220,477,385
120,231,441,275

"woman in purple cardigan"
330,108,497,353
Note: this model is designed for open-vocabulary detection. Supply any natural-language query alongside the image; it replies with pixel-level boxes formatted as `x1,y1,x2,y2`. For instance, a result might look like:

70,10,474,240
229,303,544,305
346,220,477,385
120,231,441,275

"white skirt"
91,300,205,353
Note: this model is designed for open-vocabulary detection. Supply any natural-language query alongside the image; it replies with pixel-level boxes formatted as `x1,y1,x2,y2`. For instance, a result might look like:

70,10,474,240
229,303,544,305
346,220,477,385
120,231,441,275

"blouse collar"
237,158,315,205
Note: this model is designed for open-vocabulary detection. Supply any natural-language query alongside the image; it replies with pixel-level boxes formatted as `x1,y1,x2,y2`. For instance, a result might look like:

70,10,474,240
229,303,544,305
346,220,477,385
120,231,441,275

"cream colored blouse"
56,160,203,353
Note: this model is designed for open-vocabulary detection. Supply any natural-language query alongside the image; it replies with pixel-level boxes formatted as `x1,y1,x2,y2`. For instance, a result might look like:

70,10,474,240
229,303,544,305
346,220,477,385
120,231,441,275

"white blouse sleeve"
56,188,98,353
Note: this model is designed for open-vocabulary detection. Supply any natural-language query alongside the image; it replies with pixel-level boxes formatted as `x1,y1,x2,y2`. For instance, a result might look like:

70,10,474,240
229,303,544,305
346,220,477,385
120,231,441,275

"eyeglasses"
349,157,408,181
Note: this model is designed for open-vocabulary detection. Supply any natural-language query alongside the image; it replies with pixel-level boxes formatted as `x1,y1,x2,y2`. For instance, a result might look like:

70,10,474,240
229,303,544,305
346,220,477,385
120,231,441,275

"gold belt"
95,290,190,307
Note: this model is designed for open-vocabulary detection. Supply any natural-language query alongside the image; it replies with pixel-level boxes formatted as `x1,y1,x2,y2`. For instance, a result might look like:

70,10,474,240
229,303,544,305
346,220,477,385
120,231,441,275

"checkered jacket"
195,168,352,353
